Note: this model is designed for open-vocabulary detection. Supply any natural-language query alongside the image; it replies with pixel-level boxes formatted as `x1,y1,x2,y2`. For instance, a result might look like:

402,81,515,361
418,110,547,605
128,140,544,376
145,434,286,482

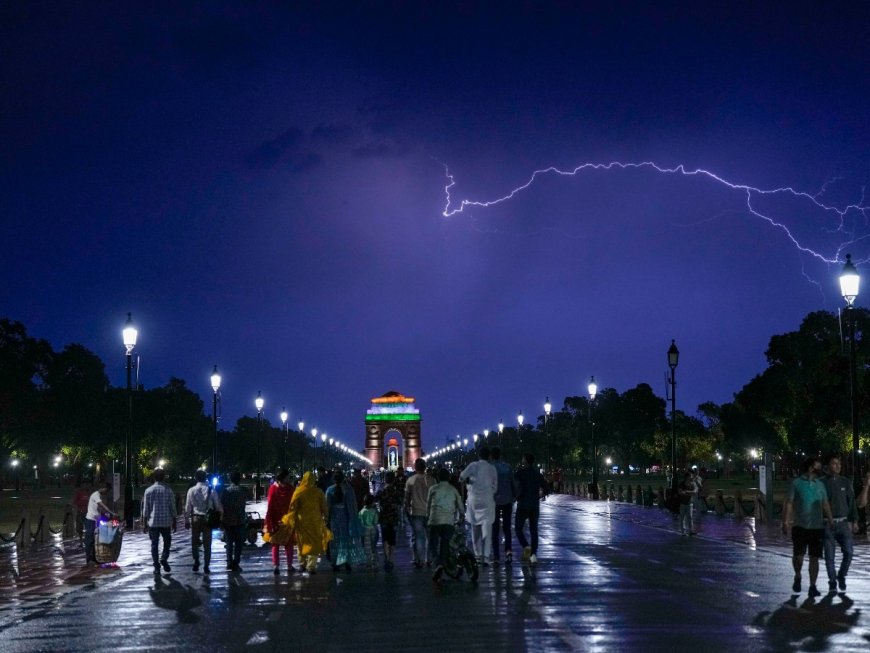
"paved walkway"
2,495,870,652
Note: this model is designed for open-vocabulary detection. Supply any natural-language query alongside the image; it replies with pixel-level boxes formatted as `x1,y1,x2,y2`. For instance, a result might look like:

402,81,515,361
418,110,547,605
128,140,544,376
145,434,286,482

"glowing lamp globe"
210,365,221,393
122,313,138,352
588,377,598,401
840,254,860,306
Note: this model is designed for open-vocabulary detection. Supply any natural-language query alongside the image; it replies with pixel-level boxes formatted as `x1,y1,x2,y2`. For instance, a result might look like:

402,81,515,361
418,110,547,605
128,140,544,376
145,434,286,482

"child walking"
359,494,379,570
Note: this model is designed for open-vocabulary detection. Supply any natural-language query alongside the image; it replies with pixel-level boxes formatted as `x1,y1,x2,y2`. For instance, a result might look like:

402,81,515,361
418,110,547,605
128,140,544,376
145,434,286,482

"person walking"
325,470,364,571
350,467,370,508
265,467,296,575
375,470,402,571
83,481,114,566
72,479,92,546
678,471,697,536
358,494,380,570
184,469,222,574
459,446,498,566
404,458,436,568
221,471,248,573
490,446,516,565
821,455,858,592
428,467,465,582
514,453,548,565
287,471,329,574
142,467,177,575
782,457,834,598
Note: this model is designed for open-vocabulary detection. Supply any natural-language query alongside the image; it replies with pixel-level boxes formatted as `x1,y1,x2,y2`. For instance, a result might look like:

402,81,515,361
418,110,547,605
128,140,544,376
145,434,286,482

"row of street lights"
113,255,856,515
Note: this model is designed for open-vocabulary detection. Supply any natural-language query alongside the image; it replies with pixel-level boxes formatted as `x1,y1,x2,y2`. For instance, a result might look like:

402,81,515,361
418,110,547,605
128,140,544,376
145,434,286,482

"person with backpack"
184,469,222,574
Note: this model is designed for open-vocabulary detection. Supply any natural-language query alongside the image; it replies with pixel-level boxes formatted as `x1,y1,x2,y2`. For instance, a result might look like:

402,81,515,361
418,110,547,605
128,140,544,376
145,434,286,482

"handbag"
206,487,222,528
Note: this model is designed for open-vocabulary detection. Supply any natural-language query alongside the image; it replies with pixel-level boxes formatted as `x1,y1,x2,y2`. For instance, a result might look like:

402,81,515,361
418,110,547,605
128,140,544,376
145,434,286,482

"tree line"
0,309,866,484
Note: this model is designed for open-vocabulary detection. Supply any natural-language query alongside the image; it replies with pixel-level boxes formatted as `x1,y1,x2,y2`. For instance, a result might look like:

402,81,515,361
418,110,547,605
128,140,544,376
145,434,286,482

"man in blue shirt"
490,447,516,564
782,457,833,598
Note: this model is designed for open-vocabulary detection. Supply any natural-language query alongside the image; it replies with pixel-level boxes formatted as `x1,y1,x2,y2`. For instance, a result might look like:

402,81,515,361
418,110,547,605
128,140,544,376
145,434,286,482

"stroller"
94,517,123,564
435,521,478,583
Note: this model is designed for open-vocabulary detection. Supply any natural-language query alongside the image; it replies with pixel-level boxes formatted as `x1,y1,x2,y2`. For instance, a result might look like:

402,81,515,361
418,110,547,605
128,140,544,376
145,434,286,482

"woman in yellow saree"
284,471,329,574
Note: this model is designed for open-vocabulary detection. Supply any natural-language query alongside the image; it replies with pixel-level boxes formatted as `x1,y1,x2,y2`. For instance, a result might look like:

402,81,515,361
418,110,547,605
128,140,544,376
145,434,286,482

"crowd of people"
74,449,870,594
75,445,549,580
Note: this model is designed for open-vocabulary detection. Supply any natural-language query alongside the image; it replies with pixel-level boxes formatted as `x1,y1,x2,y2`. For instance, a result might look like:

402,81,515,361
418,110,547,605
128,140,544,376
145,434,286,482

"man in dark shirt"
821,455,858,592
376,471,403,571
514,453,548,565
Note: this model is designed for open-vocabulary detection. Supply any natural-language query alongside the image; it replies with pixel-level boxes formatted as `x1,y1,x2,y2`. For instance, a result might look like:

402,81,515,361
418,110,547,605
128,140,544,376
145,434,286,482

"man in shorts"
376,470,403,571
782,457,833,598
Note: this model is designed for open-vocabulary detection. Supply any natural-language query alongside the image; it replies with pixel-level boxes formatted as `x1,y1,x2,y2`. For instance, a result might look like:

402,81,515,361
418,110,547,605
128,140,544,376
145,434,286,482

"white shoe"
529,554,538,565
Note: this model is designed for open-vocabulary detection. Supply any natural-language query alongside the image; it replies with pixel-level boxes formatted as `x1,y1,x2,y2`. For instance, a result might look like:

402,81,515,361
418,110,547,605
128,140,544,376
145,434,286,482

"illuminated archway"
364,391,422,469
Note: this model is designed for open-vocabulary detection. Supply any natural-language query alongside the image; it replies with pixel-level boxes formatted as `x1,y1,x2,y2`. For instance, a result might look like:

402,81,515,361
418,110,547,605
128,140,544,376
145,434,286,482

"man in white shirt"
84,481,114,565
185,469,223,574
459,446,498,565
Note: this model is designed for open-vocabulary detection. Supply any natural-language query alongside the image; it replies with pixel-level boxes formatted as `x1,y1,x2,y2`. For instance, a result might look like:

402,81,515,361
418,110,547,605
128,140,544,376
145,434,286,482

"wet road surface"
2,494,870,652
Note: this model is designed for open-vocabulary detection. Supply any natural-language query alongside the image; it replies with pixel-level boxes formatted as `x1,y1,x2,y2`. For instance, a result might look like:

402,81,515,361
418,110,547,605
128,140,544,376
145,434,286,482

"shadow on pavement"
149,574,202,623
753,593,861,651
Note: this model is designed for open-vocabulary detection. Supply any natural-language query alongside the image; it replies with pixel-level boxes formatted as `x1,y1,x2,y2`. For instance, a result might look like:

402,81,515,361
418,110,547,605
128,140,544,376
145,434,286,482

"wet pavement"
2,495,870,652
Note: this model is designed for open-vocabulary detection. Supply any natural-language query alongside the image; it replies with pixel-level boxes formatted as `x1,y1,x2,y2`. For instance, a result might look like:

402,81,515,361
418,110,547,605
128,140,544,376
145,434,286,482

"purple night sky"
2,3,868,451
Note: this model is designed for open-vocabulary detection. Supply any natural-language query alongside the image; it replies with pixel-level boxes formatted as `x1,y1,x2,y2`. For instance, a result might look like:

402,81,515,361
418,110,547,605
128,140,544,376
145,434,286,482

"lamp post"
667,340,680,494
311,427,318,467
210,365,221,480
321,432,327,467
498,420,504,448
840,254,861,487
11,459,20,491
298,420,305,473
122,313,138,528
544,396,552,470
280,408,289,470
517,411,524,453
255,391,264,500
588,377,599,499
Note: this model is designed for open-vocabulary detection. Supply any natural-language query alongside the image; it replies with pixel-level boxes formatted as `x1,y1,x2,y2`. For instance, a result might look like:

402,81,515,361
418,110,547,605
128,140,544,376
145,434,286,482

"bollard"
734,490,745,519
63,509,76,539
16,509,30,547
657,486,666,509
626,485,633,503
608,485,616,501
635,485,643,505
617,485,624,502
755,493,766,522
714,490,727,517
35,509,46,544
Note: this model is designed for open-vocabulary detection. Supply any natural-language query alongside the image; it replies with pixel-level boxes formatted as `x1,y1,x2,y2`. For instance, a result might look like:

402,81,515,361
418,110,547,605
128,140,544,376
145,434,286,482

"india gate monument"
364,391,422,469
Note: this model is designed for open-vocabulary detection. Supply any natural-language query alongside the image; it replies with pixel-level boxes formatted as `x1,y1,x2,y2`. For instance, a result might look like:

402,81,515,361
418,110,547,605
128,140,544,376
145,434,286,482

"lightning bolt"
441,161,870,266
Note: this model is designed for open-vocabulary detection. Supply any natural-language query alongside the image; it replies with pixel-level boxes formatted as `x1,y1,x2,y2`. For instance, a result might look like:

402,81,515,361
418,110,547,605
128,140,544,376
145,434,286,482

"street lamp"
544,396,552,470
255,391,264,500
298,420,305,473
210,365,221,480
122,313,138,528
667,340,680,494
840,254,861,487
517,411,524,452
11,458,20,491
588,377,599,500
311,427,318,467
280,408,289,470
321,432,327,466
498,420,504,447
